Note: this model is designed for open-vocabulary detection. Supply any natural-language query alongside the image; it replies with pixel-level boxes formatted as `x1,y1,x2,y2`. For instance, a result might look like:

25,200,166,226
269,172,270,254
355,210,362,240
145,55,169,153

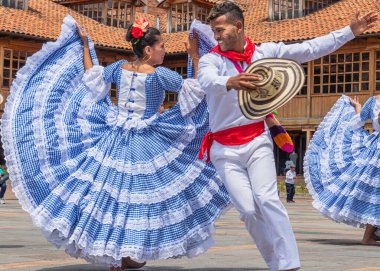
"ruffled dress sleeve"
349,97,375,130
82,60,125,101
372,98,380,131
156,67,205,116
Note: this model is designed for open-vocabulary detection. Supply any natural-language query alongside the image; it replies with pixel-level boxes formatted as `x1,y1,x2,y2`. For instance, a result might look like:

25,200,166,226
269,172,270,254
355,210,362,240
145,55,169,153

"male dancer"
197,2,378,270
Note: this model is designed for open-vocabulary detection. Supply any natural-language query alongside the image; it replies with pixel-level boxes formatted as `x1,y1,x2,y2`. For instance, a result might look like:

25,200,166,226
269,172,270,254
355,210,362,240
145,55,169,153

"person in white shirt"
197,2,378,271
285,165,297,203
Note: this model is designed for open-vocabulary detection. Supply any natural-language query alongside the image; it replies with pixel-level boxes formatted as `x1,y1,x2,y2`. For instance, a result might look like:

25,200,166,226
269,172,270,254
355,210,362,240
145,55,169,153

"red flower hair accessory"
131,18,150,44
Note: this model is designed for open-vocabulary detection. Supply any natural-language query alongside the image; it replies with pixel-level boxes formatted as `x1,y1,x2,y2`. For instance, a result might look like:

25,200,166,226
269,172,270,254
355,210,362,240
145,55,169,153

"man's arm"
267,26,354,64
266,11,378,64
198,54,231,96
198,54,262,95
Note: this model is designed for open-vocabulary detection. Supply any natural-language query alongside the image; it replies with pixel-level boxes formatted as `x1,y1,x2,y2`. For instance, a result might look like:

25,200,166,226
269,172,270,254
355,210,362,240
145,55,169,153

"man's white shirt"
198,26,355,133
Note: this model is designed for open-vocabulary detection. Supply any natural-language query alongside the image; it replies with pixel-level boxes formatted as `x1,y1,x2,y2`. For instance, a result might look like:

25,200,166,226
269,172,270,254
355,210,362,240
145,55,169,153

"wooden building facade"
0,0,379,176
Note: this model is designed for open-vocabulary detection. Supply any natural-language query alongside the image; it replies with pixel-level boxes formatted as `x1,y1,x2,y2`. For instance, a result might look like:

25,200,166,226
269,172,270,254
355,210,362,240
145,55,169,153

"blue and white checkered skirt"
304,95,380,228
1,16,231,266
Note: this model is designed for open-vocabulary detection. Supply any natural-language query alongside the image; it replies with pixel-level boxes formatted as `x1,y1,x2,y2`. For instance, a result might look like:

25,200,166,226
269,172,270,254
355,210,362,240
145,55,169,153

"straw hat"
238,58,305,119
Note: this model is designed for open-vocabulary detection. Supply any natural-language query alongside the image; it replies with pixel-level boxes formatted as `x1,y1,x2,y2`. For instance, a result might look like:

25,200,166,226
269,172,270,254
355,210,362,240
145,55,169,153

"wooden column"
167,7,171,33
303,129,314,147
306,61,312,119
268,0,274,21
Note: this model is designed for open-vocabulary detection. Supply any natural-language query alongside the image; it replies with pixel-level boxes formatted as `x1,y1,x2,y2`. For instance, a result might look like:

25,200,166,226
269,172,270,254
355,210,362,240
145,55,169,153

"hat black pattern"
238,58,305,119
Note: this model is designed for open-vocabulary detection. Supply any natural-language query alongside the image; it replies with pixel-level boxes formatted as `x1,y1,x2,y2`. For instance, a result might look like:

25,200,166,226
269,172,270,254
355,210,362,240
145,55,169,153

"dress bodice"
83,60,185,121
82,60,205,130
118,69,147,121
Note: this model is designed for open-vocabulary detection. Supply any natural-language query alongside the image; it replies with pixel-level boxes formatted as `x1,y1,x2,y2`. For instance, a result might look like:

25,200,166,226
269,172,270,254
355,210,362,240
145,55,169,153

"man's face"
210,15,242,52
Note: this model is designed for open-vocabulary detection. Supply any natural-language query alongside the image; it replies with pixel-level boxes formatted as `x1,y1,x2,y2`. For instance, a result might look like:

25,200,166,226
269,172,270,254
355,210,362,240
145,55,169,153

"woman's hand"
76,22,93,70
184,32,200,61
76,23,89,47
349,96,362,114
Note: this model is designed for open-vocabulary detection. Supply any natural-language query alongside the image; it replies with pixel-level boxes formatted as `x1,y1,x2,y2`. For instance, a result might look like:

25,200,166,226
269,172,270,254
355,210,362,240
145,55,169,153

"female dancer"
1,15,230,270
304,94,380,245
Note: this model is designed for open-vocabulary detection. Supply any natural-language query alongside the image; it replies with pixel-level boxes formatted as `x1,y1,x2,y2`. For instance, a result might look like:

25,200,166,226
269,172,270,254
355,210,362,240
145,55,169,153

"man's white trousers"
210,131,300,271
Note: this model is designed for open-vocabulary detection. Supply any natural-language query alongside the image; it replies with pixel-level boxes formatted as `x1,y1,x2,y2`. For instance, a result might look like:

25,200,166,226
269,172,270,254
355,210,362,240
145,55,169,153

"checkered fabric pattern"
304,95,380,228
1,15,231,267
188,20,218,78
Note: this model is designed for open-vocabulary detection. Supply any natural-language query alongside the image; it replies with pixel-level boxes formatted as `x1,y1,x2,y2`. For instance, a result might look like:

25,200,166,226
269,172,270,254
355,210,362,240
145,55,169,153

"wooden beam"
306,61,312,118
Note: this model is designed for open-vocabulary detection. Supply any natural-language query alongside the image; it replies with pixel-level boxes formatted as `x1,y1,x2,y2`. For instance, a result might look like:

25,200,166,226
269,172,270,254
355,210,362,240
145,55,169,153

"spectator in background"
0,166,7,204
285,165,297,203
289,151,298,171
284,159,293,175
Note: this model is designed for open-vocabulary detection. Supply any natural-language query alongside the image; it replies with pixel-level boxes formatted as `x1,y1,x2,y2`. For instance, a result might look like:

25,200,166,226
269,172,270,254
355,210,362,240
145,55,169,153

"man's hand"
226,73,262,92
350,11,378,37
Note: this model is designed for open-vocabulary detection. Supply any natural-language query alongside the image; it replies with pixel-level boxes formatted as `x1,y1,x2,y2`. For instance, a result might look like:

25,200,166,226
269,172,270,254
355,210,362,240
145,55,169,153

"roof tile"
0,0,379,55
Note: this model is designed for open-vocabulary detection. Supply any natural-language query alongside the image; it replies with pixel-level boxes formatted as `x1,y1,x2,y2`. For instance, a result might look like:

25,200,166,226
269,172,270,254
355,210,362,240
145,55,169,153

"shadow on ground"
0,245,24,248
307,238,362,246
38,265,268,271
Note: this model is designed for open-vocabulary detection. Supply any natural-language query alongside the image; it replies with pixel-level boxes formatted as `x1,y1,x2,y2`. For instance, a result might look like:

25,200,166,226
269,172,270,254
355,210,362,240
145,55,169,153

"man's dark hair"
207,1,244,26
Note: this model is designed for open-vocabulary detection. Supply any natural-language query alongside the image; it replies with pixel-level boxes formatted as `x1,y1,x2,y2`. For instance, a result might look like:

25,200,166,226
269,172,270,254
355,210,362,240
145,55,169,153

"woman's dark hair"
126,25,161,58
207,1,244,26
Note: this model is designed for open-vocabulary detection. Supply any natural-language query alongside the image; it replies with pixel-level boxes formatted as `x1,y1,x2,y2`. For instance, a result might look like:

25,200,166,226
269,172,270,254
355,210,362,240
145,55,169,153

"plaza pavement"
0,197,379,271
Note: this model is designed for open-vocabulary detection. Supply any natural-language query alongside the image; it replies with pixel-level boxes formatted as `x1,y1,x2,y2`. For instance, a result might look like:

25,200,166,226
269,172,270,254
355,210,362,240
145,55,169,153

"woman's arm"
184,32,200,79
76,23,93,71
350,96,362,114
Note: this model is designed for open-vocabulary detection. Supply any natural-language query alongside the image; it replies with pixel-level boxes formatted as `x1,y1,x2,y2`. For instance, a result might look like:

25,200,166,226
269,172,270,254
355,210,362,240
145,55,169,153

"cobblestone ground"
0,198,379,271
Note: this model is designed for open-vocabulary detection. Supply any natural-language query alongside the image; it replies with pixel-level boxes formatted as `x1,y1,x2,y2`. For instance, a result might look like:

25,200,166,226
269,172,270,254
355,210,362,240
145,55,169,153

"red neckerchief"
210,37,255,65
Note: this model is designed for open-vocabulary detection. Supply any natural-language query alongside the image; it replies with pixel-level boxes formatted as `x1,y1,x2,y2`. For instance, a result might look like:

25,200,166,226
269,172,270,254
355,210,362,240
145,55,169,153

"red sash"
198,122,265,162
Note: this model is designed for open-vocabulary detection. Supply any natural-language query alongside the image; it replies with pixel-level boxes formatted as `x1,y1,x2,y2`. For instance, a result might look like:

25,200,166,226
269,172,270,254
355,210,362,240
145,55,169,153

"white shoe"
0,199,5,204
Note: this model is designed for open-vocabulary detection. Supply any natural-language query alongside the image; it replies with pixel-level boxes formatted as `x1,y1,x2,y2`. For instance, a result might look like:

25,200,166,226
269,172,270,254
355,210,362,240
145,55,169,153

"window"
298,63,308,95
1,0,28,10
67,0,134,29
2,49,33,88
270,0,339,21
172,66,187,79
164,92,177,103
376,51,380,92
304,0,339,16
272,0,301,21
106,0,133,29
167,2,211,33
68,2,104,24
312,51,370,94
170,2,193,32
195,5,211,24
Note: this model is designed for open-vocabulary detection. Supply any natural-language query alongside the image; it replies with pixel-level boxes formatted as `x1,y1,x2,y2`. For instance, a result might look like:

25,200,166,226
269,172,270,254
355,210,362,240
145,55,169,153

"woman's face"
145,35,166,66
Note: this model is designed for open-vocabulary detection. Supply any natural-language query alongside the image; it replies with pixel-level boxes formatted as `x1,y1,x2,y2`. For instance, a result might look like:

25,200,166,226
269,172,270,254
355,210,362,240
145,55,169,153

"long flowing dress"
1,15,231,266
304,95,380,229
